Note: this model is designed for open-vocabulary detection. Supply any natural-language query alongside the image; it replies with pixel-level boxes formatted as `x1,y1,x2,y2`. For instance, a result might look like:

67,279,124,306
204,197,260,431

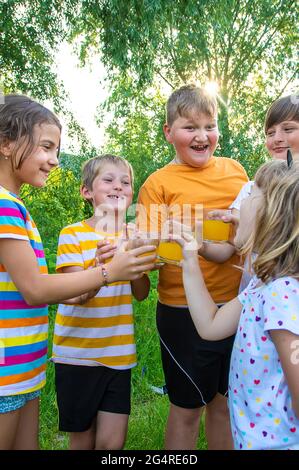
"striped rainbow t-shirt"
52,221,136,370
0,186,48,396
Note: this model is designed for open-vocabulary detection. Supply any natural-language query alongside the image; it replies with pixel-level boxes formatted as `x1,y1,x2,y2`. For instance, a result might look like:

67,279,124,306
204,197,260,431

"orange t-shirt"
137,156,248,305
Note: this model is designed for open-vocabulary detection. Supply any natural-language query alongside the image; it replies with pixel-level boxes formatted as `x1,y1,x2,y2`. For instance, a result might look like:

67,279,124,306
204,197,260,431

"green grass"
39,272,207,450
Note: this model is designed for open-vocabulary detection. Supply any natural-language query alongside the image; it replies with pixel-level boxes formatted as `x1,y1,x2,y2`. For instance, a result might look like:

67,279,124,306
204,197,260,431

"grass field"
39,272,207,450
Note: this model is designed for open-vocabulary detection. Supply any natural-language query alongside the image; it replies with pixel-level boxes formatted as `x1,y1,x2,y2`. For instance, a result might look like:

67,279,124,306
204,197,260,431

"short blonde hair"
81,154,134,191
249,161,299,282
166,84,218,126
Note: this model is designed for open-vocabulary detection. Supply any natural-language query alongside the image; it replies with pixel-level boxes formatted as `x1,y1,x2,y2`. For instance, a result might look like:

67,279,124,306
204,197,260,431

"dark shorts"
156,302,235,409
54,363,131,432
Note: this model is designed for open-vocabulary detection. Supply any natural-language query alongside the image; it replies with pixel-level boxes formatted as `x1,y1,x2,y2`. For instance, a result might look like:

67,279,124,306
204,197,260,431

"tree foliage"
76,0,298,93
0,1,96,152
1,0,74,101
72,0,298,171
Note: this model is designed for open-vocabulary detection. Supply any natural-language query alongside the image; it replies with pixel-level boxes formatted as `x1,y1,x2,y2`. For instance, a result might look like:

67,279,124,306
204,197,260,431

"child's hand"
107,240,157,282
63,288,99,305
124,223,159,250
166,220,199,262
95,240,117,265
204,210,240,246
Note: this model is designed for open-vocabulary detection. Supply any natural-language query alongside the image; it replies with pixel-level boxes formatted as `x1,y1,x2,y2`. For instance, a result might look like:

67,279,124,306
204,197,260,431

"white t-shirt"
229,276,299,450
230,181,254,211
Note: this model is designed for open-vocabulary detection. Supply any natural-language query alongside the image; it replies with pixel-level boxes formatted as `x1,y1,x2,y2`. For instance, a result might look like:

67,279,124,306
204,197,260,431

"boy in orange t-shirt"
137,85,248,449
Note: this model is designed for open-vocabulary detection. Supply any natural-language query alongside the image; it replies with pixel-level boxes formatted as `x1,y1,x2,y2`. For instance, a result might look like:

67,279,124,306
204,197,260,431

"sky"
55,43,109,151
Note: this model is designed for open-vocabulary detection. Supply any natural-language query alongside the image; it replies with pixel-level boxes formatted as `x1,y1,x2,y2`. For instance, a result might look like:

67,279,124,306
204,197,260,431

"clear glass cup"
202,209,231,243
125,230,159,260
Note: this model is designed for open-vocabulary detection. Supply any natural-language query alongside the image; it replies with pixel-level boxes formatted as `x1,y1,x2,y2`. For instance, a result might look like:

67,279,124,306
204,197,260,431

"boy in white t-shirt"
200,94,299,290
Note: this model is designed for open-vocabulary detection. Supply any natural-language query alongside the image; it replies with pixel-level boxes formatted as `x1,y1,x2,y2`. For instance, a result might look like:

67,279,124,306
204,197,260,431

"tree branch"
157,71,175,89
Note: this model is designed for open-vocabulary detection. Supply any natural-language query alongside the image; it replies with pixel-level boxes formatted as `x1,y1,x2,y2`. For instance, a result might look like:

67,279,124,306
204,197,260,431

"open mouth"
190,144,209,152
107,195,120,199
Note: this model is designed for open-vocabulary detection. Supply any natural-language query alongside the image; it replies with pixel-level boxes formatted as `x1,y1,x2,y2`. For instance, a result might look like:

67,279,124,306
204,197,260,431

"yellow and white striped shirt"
52,221,136,370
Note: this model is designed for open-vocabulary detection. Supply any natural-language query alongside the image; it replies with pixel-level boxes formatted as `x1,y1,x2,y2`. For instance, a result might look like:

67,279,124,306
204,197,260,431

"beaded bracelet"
100,264,109,287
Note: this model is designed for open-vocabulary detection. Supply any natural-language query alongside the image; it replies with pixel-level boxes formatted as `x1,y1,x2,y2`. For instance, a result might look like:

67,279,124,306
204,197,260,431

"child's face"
15,123,60,188
163,111,219,168
266,120,299,160
234,184,263,250
85,163,133,213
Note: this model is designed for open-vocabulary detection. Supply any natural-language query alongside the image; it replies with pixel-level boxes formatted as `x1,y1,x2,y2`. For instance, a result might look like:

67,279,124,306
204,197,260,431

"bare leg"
205,393,233,450
13,396,39,450
0,408,20,450
69,419,96,450
95,411,129,450
165,403,204,450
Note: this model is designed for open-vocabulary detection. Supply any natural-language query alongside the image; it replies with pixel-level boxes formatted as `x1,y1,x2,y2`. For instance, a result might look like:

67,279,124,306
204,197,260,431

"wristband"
100,264,109,287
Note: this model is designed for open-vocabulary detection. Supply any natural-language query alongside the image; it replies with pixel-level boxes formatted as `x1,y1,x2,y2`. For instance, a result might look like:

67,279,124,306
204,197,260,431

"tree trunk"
218,90,232,158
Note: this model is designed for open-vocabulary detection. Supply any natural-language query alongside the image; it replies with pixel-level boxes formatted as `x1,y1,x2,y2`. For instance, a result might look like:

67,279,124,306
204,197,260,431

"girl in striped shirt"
0,96,156,450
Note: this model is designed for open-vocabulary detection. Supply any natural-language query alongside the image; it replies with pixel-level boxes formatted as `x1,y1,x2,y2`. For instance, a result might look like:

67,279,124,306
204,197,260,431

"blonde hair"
81,154,134,193
166,84,218,126
245,160,299,283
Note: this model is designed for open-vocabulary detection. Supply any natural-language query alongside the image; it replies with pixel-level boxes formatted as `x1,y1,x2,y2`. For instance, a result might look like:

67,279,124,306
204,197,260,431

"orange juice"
203,219,230,243
157,241,183,265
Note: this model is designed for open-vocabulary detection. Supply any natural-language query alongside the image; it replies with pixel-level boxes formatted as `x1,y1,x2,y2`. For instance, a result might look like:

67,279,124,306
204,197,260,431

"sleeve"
56,226,84,271
137,176,166,233
263,277,299,335
230,181,254,210
0,196,29,241
238,276,257,303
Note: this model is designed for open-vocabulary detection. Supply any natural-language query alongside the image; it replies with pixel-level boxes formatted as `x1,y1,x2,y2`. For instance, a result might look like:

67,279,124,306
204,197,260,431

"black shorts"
156,302,234,409
54,363,131,432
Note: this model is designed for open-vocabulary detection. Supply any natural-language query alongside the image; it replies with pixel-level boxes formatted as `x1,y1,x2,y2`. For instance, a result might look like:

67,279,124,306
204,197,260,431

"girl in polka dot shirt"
180,160,299,450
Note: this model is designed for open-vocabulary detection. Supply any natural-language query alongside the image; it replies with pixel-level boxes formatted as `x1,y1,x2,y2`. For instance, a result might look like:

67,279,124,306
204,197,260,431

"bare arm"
0,239,156,306
182,255,242,340
96,237,151,300
270,329,299,418
198,242,235,263
58,265,100,305
131,274,150,301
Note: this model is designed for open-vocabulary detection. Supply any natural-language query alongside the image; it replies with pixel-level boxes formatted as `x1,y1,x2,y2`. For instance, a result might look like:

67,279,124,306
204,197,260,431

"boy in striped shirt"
52,155,151,450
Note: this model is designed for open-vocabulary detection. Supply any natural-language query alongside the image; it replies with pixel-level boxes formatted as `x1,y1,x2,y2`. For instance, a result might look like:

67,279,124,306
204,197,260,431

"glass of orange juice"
156,240,183,265
125,231,159,260
202,209,231,243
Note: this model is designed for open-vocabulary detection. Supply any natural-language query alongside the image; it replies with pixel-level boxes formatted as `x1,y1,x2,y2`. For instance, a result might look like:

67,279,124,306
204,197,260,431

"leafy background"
1,0,298,449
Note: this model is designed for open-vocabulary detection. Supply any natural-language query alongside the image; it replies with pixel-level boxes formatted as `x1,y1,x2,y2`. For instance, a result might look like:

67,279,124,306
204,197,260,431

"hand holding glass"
203,209,232,243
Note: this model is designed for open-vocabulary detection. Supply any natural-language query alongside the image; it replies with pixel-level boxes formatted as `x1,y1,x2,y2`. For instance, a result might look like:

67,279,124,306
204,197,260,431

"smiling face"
163,111,219,168
234,184,264,251
83,162,133,214
266,120,299,160
13,123,60,190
